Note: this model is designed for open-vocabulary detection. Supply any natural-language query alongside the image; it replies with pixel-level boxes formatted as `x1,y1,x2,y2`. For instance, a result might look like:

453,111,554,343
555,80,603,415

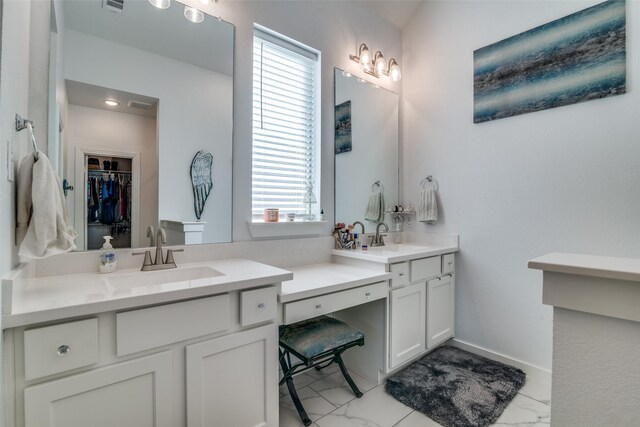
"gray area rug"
385,346,526,427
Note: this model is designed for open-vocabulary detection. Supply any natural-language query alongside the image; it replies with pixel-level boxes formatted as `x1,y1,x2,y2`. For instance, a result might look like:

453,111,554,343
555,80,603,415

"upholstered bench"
279,315,365,426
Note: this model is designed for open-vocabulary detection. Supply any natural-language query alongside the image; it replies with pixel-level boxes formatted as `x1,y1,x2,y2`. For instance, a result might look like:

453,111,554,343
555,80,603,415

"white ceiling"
366,0,425,29
66,80,159,118
62,0,234,76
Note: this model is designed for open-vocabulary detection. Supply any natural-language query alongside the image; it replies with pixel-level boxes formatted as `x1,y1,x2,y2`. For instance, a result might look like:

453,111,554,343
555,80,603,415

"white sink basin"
107,266,224,289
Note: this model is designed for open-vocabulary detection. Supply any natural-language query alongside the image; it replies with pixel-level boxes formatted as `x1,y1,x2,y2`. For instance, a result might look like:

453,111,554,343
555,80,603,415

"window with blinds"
252,27,320,220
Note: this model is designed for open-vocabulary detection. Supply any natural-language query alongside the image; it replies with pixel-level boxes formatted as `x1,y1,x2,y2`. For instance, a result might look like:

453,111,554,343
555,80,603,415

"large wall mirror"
47,0,233,251
334,68,399,229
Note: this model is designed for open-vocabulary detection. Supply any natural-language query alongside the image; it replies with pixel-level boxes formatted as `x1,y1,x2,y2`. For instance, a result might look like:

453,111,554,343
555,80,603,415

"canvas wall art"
335,100,352,154
474,0,626,123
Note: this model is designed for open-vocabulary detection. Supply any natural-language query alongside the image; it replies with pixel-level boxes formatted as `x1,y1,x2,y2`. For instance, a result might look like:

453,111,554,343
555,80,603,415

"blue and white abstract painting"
474,0,626,123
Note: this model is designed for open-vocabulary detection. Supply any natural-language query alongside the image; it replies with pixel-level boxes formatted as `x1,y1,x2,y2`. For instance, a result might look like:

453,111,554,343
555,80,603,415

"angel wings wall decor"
190,150,213,220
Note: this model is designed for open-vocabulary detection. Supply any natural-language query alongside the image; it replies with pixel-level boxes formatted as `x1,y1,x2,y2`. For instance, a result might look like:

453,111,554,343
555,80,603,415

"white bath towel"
418,187,438,224
365,191,385,222
17,151,77,260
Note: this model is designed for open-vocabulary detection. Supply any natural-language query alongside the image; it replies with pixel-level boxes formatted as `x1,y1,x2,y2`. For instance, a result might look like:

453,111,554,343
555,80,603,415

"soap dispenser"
99,236,117,273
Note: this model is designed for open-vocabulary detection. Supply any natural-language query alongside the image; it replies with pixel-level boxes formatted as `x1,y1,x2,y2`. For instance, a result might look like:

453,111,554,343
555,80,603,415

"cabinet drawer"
389,262,409,288
443,253,455,274
411,256,441,281
24,318,98,381
241,286,277,327
116,295,230,356
284,282,388,324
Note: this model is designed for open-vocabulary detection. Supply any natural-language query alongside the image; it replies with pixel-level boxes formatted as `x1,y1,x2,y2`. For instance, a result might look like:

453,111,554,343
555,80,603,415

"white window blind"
252,28,319,218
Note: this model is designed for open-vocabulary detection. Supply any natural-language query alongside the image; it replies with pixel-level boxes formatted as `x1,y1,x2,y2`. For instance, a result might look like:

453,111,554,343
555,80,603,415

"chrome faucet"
133,228,183,271
352,221,366,235
370,222,389,247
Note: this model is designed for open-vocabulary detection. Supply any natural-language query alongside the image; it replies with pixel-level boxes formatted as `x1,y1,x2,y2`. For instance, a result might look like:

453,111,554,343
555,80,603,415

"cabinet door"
389,282,426,369
186,323,278,427
427,274,455,349
24,351,173,427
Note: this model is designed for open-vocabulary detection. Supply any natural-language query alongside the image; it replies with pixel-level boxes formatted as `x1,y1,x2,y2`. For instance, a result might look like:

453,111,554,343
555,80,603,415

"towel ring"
420,176,438,191
371,180,384,193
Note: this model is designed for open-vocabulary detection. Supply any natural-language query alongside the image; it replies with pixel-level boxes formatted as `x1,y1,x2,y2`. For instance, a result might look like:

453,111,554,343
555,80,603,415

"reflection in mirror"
48,0,234,251
334,68,399,229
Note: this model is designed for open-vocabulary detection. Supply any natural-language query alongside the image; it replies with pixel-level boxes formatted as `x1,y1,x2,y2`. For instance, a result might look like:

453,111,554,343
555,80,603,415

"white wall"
552,308,640,425
63,29,233,244
0,0,34,422
186,0,403,241
402,0,640,370
66,105,158,248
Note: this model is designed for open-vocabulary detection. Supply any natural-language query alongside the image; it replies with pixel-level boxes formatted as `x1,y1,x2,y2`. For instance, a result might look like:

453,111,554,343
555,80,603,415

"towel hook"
371,180,384,193
15,114,39,161
420,175,439,191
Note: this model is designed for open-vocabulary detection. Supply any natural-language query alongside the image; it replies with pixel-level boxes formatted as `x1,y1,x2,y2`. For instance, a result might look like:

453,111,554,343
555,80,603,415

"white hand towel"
17,151,77,260
364,191,385,222
418,187,438,224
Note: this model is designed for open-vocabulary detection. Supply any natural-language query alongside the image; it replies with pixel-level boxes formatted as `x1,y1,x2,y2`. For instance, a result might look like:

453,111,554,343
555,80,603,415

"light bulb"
374,52,385,77
148,0,170,9
359,45,371,67
389,59,401,81
184,5,204,23
104,100,119,106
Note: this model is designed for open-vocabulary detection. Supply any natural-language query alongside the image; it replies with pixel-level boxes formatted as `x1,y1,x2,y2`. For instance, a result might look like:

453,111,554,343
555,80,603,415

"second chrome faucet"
134,228,183,271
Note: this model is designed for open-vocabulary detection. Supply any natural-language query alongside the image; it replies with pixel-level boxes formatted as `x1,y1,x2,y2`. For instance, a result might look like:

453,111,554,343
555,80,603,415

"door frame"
74,146,141,250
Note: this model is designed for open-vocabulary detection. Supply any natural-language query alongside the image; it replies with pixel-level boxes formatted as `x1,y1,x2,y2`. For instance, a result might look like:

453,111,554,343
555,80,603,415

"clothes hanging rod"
87,169,132,174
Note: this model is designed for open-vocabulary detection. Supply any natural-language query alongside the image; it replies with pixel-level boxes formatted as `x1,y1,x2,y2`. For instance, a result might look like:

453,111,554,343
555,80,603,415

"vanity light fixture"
184,5,204,23
148,0,170,9
104,100,119,106
350,43,401,82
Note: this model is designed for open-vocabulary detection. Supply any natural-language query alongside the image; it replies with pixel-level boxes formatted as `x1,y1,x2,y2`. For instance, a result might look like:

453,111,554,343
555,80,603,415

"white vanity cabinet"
427,274,455,349
387,253,456,370
389,282,426,367
24,351,174,427
6,286,280,427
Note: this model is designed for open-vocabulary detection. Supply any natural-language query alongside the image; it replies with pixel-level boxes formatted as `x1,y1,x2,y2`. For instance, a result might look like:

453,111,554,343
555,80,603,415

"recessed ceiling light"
104,100,119,106
148,0,170,9
184,6,204,23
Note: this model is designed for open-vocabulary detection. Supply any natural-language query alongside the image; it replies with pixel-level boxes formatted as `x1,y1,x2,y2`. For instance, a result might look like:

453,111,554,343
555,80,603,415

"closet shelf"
87,169,132,174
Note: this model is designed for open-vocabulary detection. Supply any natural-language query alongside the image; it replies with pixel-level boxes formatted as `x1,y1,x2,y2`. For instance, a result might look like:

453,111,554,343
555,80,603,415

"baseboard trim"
450,338,551,382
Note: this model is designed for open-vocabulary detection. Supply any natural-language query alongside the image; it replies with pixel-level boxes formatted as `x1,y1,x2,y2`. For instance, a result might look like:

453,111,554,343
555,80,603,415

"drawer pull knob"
398,273,404,277
258,303,266,311
57,345,70,356
365,292,371,298
315,304,322,310
448,261,453,266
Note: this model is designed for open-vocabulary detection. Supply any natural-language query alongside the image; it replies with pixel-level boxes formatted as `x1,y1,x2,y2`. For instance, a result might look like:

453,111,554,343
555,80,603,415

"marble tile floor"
279,365,551,427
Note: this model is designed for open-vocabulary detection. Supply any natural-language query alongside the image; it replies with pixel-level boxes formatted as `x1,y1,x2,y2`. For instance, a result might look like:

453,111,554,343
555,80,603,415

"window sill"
247,220,328,239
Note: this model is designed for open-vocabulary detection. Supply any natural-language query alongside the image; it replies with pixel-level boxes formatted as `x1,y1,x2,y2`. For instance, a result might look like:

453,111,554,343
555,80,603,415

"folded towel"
418,187,438,224
17,151,77,260
364,191,385,222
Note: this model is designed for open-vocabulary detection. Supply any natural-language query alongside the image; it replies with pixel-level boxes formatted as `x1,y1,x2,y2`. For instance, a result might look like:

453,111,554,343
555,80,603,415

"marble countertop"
528,252,640,282
3,259,292,329
331,243,459,264
279,263,392,303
